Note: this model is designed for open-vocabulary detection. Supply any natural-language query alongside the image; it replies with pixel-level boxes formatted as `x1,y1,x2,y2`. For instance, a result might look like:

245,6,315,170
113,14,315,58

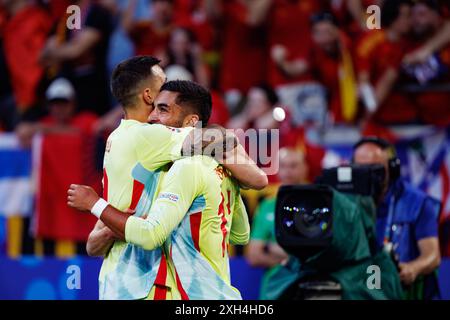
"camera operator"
245,147,308,300
353,136,441,299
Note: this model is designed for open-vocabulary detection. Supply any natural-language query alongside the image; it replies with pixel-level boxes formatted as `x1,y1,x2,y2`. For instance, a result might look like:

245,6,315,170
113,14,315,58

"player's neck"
124,107,149,123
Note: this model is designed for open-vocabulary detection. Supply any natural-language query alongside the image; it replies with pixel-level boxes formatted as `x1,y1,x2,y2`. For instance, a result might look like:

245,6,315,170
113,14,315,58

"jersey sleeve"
124,159,203,250
229,192,250,245
134,124,193,171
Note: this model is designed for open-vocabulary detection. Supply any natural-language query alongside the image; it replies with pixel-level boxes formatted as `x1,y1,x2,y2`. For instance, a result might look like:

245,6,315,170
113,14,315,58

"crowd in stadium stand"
0,0,449,259
1,0,449,129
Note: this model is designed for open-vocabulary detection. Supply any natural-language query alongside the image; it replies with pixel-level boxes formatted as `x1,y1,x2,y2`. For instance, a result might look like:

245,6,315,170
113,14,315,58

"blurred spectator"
228,83,301,183
163,62,227,129
40,0,114,116
246,147,308,300
0,7,5,50
106,0,137,77
402,0,450,126
206,0,271,110
208,91,230,127
328,0,382,37
0,4,15,131
228,84,281,131
356,0,415,125
267,0,318,88
16,78,99,148
354,137,441,299
403,1,450,65
16,78,100,255
1,0,52,118
267,0,328,128
123,0,174,57
173,0,215,52
163,63,228,126
46,0,72,24
272,12,358,124
160,27,209,87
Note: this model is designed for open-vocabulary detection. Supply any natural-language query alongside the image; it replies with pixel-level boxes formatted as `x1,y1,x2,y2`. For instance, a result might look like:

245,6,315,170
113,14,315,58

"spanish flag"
338,35,358,122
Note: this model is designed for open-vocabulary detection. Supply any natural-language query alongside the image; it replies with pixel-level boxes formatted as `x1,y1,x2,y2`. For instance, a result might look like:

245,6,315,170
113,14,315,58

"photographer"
353,137,441,299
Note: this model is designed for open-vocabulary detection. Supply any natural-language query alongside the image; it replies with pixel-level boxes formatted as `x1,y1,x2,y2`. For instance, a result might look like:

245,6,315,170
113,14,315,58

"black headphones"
352,136,401,184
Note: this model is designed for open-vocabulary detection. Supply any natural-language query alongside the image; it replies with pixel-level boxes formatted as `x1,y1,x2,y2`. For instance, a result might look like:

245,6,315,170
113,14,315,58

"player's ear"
142,88,153,106
186,114,200,127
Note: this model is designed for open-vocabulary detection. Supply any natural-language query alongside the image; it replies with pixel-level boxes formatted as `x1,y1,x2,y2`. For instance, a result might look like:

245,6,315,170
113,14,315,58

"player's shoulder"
129,122,166,132
172,155,215,170
171,156,224,189
130,122,183,138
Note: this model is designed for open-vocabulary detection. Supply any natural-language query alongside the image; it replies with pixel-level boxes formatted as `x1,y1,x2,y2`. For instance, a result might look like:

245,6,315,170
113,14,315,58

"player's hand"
67,184,100,212
398,262,418,285
182,125,237,160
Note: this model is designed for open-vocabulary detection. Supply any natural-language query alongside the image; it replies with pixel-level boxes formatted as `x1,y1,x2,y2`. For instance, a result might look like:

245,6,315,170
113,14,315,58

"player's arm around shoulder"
133,123,194,170
221,144,268,190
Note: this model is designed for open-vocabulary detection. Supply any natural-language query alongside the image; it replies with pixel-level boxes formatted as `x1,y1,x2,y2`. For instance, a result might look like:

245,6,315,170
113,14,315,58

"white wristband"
91,198,109,218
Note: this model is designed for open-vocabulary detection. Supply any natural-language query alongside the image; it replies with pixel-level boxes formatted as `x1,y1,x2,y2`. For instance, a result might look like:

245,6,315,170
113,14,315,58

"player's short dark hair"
111,56,161,108
381,0,413,28
160,80,212,127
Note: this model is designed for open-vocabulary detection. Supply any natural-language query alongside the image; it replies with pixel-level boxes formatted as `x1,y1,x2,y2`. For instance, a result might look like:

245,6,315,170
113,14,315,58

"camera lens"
280,193,332,239
294,206,331,238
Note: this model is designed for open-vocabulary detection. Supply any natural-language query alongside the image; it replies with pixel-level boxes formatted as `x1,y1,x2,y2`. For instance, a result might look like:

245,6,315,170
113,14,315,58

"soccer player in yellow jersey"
139,80,251,299
89,57,193,300
69,80,259,299
75,56,266,299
